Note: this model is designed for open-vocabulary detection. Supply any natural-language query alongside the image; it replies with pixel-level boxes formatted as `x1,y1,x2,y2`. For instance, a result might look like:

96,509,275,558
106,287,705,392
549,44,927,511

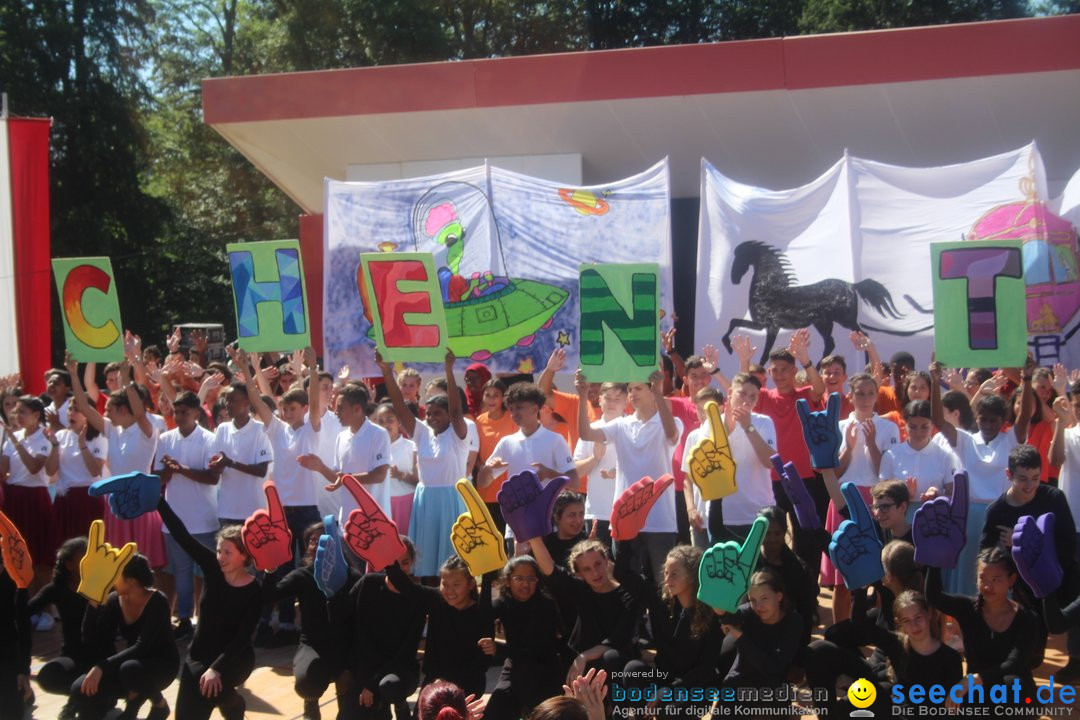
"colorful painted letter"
51,258,124,361
227,240,310,352
578,263,659,382
932,241,1026,367
359,252,449,363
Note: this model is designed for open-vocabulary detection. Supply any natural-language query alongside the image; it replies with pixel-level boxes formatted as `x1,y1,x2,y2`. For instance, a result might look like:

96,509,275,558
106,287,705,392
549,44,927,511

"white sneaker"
34,613,55,632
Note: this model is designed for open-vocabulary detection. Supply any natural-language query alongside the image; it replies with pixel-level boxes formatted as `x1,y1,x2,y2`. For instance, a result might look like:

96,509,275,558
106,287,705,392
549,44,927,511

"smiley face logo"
847,678,877,709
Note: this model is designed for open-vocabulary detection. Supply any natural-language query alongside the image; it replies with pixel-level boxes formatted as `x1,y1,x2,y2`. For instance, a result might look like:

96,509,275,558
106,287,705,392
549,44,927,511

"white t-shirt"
681,413,777,527
49,398,71,429
155,426,218,534
838,414,901,487
465,418,479,454
492,425,576,540
1057,426,1080,528
386,436,418,498
264,416,320,507
601,412,684,533
55,429,107,493
313,409,344,517
575,419,618,521
878,441,959,499
412,421,468,489
953,427,1019,504
333,420,392,522
2,428,53,487
490,426,576,485
212,418,272,520
104,418,158,475
148,413,168,436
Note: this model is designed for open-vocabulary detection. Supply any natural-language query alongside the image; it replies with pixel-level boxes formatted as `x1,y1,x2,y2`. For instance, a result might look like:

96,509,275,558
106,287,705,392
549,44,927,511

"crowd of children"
2,325,1080,720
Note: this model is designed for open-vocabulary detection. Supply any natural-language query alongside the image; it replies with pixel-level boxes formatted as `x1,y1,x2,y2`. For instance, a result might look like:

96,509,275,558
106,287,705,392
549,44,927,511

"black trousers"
176,650,255,720
68,657,177,720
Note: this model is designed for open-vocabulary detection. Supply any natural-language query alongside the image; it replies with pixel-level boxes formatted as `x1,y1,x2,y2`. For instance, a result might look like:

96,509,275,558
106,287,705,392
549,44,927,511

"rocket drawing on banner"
52,257,125,362
931,241,1026,368
578,263,660,383
227,240,310,353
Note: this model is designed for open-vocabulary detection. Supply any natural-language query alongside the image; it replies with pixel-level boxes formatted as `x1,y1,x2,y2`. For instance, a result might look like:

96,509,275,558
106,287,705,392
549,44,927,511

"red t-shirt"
668,396,701,493
755,386,818,480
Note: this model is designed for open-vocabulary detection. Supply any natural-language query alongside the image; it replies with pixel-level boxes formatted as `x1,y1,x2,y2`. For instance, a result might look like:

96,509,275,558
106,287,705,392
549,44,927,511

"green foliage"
2,0,1067,364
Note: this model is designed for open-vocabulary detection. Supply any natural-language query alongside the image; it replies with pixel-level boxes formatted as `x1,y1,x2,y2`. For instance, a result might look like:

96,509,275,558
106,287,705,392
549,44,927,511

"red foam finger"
263,481,286,524
342,475,384,518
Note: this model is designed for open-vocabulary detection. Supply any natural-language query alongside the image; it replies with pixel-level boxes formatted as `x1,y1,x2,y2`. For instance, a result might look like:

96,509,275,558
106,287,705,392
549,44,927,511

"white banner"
696,143,1080,373
325,160,673,376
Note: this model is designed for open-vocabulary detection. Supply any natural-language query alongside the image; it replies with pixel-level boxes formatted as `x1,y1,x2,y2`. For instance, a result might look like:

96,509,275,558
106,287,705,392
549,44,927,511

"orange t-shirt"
475,410,519,502
877,385,901,416
551,390,600,450
1027,419,1061,481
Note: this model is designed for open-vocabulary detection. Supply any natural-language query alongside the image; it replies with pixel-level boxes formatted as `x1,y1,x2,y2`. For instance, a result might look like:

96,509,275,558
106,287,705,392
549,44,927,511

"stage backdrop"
695,143,1080,375
324,160,673,376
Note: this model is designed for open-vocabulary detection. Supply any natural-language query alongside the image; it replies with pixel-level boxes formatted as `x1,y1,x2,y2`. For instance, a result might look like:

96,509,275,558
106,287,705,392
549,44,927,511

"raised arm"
789,329,824,401
929,360,958,448
118,361,153,439
444,350,468,440
375,351,416,437
651,370,680,446
68,353,105,434
538,348,566,404
230,347,272,427
304,347,320,433
575,370,605,443
83,362,101,404
1050,397,1074,468
1010,360,1035,443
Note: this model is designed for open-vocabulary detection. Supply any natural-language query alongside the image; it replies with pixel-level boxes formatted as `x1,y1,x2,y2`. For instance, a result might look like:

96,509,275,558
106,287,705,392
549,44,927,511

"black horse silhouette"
721,241,904,363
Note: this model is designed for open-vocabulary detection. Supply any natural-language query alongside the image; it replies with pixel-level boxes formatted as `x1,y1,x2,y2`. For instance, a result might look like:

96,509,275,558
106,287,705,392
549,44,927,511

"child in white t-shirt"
378,351,469,578
372,402,418,534
683,374,777,547
154,391,217,633
209,381,272,525
576,368,681,584
931,362,1033,596
574,382,627,550
69,354,165,568
479,382,578,550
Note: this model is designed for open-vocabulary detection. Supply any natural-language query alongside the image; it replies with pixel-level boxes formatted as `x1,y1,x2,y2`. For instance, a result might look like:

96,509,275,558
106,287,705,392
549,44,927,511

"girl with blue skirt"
376,350,469,579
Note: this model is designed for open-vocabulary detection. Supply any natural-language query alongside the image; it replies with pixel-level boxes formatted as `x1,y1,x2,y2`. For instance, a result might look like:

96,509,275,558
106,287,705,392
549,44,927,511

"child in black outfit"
157,497,261,720
69,554,178,720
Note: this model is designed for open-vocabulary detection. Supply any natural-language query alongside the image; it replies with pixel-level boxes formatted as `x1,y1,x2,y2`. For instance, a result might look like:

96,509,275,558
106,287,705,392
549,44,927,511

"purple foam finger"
949,471,969,528
912,496,965,568
772,456,820,531
497,470,565,541
1011,513,1063,599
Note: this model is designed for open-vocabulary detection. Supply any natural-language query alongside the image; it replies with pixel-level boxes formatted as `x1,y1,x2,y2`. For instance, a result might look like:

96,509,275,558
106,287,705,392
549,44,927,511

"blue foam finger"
89,472,162,520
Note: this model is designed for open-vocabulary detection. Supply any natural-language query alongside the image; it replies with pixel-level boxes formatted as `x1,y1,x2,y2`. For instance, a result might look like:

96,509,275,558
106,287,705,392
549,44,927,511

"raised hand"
497,470,571,541
687,401,737,502
1012,513,1063,599
342,475,405,571
912,471,969,569
314,514,348,598
78,519,136,604
697,515,768,612
771,454,821,531
165,327,182,354
610,474,675,541
0,509,33,589
730,334,756,362
797,392,842,469
452,479,508,576
828,483,884,589
788,328,812,365
89,472,163,520
241,482,293,572
661,327,676,355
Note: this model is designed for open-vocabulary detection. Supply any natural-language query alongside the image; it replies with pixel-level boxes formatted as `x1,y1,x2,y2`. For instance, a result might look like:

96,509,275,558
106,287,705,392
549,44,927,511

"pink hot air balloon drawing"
967,177,1080,335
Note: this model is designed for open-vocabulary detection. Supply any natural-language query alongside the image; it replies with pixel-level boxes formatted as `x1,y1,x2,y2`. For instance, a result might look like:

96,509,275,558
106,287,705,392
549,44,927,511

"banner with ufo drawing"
324,160,673,376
